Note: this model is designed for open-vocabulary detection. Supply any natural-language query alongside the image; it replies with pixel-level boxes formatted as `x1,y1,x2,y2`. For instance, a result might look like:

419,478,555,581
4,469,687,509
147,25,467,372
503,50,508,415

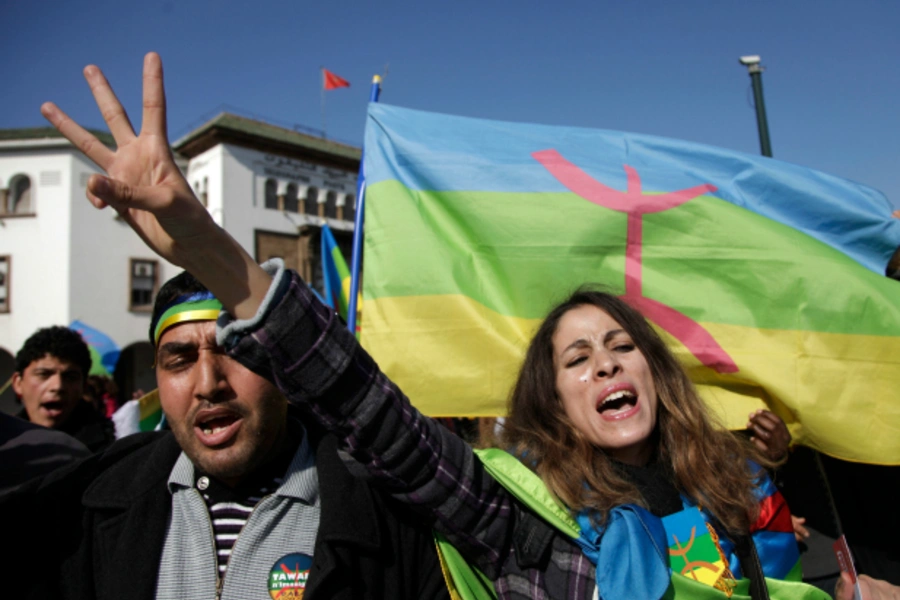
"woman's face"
552,304,658,466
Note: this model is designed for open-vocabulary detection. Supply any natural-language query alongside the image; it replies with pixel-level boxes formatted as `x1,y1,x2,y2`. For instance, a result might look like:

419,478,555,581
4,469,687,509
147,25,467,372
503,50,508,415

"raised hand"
40,52,214,268
42,52,270,319
747,409,791,462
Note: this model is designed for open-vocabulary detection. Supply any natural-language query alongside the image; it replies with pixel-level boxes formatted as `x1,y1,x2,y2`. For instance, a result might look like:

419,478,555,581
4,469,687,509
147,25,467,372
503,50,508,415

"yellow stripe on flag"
361,294,900,464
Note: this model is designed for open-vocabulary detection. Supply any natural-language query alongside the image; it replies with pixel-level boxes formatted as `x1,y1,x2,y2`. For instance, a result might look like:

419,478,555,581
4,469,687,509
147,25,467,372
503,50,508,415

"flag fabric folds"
70,320,120,377
321,224,360,336
360,103,900,464
323,69,350,90
111,389,164,439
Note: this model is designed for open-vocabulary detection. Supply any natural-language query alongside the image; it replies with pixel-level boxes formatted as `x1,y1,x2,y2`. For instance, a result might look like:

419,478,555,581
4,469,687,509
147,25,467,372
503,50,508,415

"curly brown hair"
501,287,770,535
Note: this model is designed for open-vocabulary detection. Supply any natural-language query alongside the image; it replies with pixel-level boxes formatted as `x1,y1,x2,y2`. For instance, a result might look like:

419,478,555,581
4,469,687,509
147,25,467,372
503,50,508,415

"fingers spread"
41,102,115,170
83,65,136,145
141,52,168,138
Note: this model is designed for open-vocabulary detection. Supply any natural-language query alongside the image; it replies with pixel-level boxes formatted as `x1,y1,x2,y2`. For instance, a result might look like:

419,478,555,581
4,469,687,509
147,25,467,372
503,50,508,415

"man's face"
156,320,288,486
13,355,84,428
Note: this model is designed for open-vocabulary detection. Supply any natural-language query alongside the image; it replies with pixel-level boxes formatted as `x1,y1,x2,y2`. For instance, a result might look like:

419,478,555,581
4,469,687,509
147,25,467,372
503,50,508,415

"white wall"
215,144,358,262
186,145,225,227
0,136,359,358
0,147,74,355
68,152,179,350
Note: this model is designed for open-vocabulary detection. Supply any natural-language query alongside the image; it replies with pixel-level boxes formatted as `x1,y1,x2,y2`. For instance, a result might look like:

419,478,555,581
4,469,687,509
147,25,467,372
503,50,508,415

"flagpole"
320,68,327,138
347,74,382,336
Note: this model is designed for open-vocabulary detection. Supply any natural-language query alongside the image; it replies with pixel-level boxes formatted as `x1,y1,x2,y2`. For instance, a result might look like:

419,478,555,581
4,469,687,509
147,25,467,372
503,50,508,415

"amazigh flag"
323,69,350,90
111,389,164,438
359,104,900,464
70,320,120,377
321,224,361,336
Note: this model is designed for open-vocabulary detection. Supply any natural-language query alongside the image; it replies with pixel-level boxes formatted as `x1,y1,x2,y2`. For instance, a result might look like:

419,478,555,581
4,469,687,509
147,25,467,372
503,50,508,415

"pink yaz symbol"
532,149,738,374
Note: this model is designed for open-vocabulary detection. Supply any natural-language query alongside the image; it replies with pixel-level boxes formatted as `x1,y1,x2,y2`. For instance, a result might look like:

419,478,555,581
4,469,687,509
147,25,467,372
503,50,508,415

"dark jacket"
17,400,115,454
4,429,449,600
0,411,90,496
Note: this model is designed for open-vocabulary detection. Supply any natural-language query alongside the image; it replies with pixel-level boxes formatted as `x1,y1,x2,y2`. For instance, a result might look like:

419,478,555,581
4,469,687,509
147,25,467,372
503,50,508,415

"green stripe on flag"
365,179,900,336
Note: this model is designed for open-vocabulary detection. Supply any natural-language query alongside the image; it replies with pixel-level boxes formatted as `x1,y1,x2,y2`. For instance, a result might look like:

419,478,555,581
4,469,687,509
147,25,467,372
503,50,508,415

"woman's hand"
42,52,270,319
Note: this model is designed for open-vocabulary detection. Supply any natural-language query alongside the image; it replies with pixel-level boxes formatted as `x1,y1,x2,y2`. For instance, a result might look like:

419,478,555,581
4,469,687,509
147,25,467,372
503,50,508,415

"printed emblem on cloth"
268,553,313,599
663,507,736,595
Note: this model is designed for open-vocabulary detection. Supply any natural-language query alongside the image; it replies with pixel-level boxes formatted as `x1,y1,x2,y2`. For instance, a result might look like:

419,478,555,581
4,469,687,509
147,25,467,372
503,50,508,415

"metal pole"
347,74,381,336
747,63,773,157
321,68,327,139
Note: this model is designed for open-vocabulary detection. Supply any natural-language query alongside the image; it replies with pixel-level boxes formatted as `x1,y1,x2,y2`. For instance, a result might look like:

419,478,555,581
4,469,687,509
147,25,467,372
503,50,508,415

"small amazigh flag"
323,69,350,90
321,224,361,337
70,320,120,376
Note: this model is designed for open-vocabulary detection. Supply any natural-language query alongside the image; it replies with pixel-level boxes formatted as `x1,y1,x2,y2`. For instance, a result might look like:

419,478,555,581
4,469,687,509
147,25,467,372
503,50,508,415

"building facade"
0,115,359,412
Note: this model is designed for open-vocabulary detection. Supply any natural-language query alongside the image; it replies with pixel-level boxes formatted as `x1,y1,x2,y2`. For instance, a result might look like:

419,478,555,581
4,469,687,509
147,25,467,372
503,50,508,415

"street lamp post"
739,55,773,158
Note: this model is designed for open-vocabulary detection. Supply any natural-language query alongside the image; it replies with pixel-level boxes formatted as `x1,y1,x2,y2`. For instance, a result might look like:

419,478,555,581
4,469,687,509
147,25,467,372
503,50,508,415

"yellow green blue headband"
152,293,223,346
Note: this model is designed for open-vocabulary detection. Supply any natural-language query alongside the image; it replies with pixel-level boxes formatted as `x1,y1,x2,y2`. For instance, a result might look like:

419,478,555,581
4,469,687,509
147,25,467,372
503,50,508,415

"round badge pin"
268,553,313,599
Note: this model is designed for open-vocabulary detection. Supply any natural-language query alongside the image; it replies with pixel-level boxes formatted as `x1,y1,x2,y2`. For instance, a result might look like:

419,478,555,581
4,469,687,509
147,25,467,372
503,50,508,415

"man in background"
12,326,114,453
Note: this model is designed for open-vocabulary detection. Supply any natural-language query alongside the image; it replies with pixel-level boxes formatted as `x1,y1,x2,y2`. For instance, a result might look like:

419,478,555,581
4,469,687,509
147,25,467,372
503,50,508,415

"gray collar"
166,425,318,506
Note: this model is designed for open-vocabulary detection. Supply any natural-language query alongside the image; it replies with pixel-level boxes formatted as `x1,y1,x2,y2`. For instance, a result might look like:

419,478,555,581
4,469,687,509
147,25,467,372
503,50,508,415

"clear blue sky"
3,0,898,208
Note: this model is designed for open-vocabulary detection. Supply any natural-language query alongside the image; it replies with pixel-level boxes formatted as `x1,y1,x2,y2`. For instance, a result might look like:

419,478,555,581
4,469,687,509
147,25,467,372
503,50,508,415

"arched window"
343,194,355,222
304,186,319,216
264,178,278,209
325,191,338,219
284,183,299,213
9,175,32,214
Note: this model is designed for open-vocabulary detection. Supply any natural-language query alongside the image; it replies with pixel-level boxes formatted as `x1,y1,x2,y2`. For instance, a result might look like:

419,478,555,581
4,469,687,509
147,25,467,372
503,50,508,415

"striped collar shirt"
156,426,320,600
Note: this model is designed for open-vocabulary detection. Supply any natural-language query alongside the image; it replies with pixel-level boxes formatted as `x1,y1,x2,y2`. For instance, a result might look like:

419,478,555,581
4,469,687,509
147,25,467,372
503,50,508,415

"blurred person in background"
12,326,115,453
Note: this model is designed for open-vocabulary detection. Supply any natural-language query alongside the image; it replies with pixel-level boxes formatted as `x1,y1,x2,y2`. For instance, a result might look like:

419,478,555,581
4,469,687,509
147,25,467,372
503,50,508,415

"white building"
0,114,359,412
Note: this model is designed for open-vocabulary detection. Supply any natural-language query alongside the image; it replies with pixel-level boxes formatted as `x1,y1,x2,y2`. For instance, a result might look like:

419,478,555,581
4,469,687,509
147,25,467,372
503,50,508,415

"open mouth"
194,412,242,447
597,386,638,421
199,415,238,435
40,400,66,417
597,389,637,414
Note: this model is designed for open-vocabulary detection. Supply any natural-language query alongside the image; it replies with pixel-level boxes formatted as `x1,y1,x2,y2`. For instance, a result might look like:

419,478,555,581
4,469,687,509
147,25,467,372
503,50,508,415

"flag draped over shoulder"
360,103,900,465
321,224,360,336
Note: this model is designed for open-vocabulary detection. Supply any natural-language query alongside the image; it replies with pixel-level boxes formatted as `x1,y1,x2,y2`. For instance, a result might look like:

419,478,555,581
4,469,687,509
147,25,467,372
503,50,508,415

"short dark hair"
149,271,211,344
15,326,91,378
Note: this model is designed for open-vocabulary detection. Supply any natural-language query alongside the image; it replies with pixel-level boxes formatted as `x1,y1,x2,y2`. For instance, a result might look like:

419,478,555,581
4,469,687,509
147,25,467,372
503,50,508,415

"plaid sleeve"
223,269,516,578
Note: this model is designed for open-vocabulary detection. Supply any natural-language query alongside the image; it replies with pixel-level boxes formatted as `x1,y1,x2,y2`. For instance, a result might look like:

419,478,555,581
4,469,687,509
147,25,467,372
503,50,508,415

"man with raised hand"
4,53,448,600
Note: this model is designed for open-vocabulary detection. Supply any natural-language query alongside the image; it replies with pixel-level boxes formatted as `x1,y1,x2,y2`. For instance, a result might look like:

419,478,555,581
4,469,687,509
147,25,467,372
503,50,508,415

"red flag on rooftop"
323,69,350,90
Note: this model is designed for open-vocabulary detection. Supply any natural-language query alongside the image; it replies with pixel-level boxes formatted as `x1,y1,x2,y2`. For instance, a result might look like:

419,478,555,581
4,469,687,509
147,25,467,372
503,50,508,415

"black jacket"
5,430,450,600
17,401,115,454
